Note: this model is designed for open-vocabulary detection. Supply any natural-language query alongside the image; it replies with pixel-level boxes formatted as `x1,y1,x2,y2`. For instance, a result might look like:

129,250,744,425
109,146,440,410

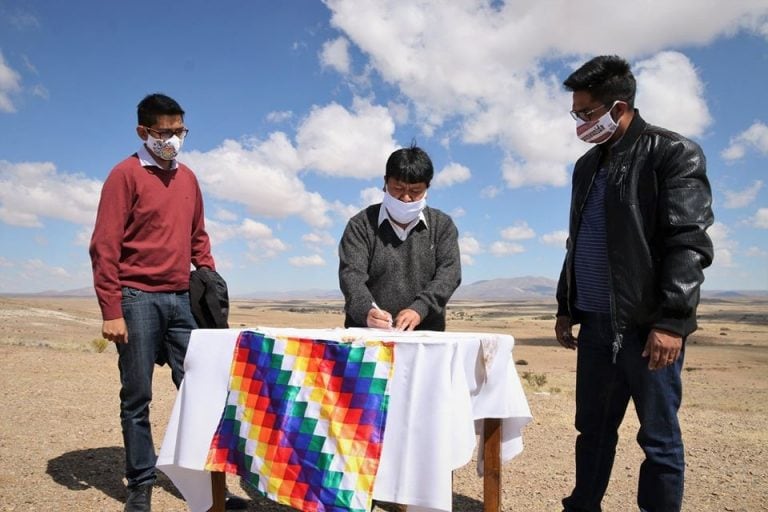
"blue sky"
1,0,767,295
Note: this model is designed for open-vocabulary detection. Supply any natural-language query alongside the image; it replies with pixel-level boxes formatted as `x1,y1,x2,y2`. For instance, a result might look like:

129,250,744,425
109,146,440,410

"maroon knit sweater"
89,153,215,320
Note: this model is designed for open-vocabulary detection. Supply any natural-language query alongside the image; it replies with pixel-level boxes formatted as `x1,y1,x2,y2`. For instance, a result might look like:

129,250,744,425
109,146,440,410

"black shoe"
224,490,248,510
124,484,152,512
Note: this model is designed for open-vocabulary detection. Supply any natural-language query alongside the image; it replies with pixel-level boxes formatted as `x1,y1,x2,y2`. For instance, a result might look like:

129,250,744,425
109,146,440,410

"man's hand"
394,309,421,331
102,318,128,344
367,306,393,329
642,328,682,370
555,315,577,350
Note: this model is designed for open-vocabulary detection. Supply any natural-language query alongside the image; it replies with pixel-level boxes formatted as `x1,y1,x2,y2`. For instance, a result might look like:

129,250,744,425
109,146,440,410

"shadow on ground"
46,446,182,503
47,449,487,511
235,479,486,511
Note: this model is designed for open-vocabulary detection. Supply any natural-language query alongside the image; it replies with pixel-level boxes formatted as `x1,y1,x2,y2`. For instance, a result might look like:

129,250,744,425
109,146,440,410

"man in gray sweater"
338,145,461,331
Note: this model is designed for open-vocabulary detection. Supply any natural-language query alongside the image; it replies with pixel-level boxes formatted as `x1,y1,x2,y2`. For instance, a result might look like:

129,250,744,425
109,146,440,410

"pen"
371,301,393,328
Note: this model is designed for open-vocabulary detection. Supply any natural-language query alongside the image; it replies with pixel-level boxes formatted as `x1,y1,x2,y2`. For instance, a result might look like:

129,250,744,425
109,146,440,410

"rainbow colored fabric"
205,330,395,512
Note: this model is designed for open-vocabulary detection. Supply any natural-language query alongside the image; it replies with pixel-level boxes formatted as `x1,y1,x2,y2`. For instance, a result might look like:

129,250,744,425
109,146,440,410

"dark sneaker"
224,490,249,510
124,484,152,512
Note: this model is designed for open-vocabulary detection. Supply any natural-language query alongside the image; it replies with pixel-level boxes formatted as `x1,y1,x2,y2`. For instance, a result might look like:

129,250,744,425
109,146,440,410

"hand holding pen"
368,302,393,329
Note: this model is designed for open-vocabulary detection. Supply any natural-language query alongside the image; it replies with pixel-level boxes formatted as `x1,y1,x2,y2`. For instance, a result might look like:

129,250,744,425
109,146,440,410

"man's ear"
616,101,630,120
136,126,148,141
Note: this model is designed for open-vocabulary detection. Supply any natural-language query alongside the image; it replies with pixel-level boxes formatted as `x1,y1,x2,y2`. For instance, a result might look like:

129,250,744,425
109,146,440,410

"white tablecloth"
157,327,532,512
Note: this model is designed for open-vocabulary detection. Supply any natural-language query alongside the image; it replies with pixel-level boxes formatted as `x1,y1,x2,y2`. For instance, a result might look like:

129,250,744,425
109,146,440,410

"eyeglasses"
143,126,189,140
569,104,609,122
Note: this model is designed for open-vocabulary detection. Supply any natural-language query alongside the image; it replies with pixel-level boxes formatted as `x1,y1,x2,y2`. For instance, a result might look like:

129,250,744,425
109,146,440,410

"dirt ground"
0,296,766,512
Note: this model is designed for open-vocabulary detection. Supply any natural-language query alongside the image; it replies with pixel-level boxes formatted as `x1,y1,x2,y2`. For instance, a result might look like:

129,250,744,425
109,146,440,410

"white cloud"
0,51,22,113
324,0,763,187
707,222,736,267
360,186,384,206
502,157,569,189
8,10,40,30
722,121,768,160
459,235,482,265
20,258,70,280
74,226,92,247
634,52,711,137
30,84,48,100
481,186,501,198
746,246,768,257
241,236,290,263
451,207,466,218
302,231,336,248
489,241,525,256
320,37,351,74
432,162,471,188
296,98,398,178
753,208,768,229
205,218,288,260
332,198,364,222
214,208,239,222
266,110,293,123
500,221,535,241
723,180,763,209
0,160,102,227
183,134,332,228
289,254,326,267
541,230,569,248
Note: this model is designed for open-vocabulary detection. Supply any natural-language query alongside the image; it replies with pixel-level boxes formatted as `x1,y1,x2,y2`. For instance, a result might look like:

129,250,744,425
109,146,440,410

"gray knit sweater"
338,204,461,330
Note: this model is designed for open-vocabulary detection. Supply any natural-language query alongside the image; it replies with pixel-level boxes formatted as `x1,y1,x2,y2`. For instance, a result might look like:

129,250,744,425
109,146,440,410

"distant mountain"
3,279,765,302
701,289,768,299
452,276,558,301
236,288,344,301
2,286,96,298
234,277,559,301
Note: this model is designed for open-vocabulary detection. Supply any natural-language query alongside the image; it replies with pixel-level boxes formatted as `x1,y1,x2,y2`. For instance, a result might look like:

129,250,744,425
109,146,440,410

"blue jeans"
117,287,196,488
563,311,685,512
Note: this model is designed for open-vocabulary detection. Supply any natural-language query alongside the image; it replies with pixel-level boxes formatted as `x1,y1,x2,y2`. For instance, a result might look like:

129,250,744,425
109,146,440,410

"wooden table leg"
483,418,502,512
208,471,226,512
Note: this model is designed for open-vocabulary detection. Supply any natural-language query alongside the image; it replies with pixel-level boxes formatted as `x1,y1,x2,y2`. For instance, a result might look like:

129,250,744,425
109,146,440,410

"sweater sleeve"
409,212,462,320
89,167,131,320
338,210,376,327
189,175,215,271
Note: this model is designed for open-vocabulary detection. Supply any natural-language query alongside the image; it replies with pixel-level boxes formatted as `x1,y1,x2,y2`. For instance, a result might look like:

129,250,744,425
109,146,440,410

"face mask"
382,189,427,224
576,101,620,144
146,133,184,161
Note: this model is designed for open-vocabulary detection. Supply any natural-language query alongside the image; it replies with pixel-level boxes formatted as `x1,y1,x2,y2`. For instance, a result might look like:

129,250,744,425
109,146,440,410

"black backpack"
189,268,230,329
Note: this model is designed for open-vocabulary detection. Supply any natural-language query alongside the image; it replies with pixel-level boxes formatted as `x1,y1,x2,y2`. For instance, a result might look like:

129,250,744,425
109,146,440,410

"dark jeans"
563,311,685,512
117,287,196,488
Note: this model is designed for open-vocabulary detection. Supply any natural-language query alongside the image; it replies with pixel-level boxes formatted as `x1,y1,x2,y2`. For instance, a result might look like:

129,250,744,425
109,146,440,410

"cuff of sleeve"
652,318,686,337
101,302,123,321
410,301,430,322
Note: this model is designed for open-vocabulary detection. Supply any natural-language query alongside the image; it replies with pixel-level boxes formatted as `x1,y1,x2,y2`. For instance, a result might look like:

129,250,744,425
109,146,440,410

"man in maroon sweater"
89,94,244,511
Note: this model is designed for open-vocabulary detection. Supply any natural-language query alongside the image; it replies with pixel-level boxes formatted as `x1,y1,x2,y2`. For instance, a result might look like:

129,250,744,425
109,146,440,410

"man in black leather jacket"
554,56,714,512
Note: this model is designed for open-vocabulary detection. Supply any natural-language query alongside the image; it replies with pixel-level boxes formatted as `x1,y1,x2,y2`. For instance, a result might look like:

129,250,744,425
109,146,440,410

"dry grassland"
0,296,766,511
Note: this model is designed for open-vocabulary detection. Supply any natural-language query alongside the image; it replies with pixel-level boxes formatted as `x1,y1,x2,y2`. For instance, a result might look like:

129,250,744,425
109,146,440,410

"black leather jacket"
556,111,714,350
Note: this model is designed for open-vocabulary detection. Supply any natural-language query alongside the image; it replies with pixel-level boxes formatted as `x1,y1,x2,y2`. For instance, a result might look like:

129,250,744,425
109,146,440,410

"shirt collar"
378,203,428,241
137,143,179,170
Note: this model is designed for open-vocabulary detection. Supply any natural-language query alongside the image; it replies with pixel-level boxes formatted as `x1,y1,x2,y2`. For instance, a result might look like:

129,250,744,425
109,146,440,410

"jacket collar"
601,109,647,156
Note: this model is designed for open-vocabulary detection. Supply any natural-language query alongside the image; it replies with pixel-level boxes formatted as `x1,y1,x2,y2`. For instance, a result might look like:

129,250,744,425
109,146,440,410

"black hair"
137,93,185,127
384,143,434,186
563,55,636,107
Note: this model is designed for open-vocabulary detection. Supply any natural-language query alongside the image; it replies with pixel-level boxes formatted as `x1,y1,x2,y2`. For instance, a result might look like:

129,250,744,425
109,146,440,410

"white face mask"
146,133,184,161
576,101,620,144
382,189,427,224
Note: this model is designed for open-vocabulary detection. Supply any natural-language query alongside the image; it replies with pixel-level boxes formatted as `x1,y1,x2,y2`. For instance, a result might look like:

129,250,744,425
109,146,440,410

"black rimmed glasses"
143,126,189,140
569,104,609,122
